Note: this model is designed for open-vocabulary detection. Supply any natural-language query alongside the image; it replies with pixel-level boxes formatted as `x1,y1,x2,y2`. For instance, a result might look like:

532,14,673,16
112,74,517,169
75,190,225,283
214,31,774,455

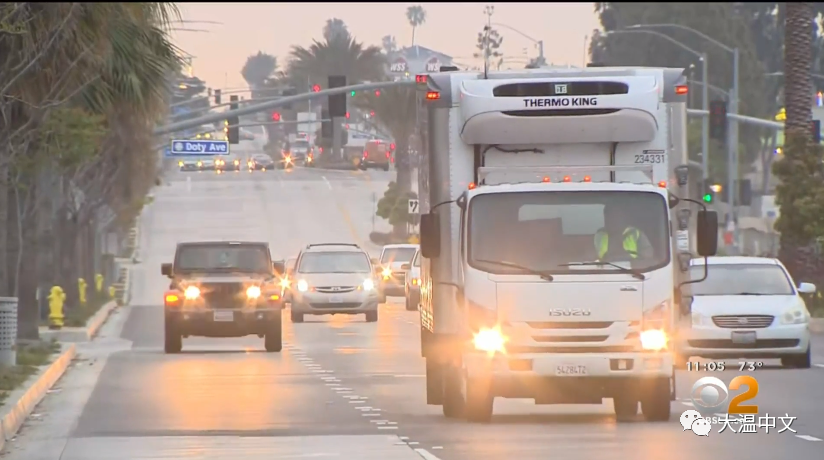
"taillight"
164,292,181,307
363,151,368,158
385,151,390,158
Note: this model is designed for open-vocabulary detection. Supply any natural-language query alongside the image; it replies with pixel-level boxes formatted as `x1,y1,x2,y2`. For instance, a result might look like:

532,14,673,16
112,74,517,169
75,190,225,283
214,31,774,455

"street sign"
408,199,420,214
168,139,229,156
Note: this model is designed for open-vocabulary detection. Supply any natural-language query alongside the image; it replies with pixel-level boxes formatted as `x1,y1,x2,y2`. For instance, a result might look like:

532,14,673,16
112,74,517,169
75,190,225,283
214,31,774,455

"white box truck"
415,67,719,422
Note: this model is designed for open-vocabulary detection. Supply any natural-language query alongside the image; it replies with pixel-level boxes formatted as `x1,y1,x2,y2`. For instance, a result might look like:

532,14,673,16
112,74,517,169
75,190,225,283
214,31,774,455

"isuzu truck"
415,66,718,422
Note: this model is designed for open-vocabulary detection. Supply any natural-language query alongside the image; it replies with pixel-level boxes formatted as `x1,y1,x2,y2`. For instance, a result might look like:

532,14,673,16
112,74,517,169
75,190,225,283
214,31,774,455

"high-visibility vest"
595,227,641,259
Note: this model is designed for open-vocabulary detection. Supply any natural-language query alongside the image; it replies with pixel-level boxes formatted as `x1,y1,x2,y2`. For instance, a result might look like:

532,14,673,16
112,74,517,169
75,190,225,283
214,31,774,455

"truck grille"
712,315,774,329
201,283,244,308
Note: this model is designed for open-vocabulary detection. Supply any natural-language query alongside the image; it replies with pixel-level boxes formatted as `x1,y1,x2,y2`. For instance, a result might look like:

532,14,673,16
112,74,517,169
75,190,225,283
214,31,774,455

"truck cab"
415,67,718,423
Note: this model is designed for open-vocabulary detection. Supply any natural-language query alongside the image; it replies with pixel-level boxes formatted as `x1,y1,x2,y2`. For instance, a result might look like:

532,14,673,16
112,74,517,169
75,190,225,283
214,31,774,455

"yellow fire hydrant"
95,273,104,294
78,278,88,306
108,285,116,300
48,286,65,330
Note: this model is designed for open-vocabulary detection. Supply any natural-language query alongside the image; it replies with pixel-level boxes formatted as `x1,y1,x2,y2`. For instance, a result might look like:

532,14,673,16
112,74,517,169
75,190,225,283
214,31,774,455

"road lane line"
414,448,444,460
813,364,824,368
796,435,822,441
322,175,333,190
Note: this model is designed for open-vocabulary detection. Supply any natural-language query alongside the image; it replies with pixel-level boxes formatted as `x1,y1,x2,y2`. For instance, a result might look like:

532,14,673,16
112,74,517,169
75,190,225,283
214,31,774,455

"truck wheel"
164,323,182,354
425,359,444,404
613,395,639,421
464,377,494,422
442,365,465,418
641,378,672,422
291,311,304,323
365,310,378,322
405,295,413,311
264,316,283,352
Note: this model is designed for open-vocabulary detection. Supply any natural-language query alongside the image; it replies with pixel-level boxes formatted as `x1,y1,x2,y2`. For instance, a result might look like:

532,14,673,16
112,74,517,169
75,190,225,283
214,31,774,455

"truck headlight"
362,279,375,291
473,327,507,353
184,286,200,300
640,329,668,351
246,286,261,299
280,277,291,289
780,307,809,325
297,279,309,292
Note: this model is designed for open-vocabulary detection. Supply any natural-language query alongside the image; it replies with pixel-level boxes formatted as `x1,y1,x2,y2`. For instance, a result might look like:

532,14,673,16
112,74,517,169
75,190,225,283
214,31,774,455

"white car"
677,256,814,369
403,249,421,311
376,243,418,303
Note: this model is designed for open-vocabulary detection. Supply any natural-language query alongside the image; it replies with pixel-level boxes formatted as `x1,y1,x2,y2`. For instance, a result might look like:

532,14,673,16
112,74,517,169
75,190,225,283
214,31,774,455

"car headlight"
246,286,261,299
280,277,291,289
412,278,420,286
184,286,200,300
197,161,203,167
297,279,309,292
178,161,183,167
362,279,375,291
381,268,392,279
473,327,507,353
640,329,668,351
780,307,809,325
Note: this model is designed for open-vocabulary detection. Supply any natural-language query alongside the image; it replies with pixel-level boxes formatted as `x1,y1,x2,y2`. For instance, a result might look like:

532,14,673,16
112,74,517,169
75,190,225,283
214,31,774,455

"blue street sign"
168,139,229,156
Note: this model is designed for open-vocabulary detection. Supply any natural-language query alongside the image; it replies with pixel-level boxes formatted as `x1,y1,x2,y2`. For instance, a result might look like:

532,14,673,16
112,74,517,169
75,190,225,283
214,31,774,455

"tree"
0,3,181,339
354,86,418,193
241,52,277,90
381,35,398,55
406,5,427,47
376,181,418,236
773,2,824,284
474,26,504,70
285,19,385,112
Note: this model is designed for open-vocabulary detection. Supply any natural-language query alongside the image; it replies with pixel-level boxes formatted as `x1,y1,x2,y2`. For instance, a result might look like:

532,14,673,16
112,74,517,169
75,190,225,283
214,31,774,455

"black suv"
161,241,286,353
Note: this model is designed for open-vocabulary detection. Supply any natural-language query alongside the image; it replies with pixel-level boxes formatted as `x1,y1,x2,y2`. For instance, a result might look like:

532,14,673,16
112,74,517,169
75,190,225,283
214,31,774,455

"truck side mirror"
420,213,441,258
272,260,285,276
696,210,718,256
161,263,173,277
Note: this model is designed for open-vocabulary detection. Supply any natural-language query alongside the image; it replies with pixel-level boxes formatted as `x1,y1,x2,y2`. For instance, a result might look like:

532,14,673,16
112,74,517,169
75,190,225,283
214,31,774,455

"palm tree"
0,3,181,338
286,20,385,94
406,5,427,47
775,2,817,281
242,52,278,94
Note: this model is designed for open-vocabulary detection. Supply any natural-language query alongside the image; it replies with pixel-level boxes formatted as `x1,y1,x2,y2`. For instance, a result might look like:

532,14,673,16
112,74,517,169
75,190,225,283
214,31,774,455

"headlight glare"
184,286,201,300
473,327,507,353
640,329,668,351
297,279,309,292
362,279,374,291
246,286,261,299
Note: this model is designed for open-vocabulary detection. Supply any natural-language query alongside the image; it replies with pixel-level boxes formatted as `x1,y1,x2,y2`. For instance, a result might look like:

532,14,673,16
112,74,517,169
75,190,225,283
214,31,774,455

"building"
386,45,454,79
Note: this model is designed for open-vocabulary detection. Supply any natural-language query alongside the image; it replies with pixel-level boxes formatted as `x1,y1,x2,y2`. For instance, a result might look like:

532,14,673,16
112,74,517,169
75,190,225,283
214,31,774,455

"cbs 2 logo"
691,376,759,414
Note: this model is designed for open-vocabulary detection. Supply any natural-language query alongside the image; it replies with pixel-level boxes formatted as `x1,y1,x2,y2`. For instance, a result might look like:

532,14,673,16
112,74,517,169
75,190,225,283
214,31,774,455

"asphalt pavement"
4,166,823,459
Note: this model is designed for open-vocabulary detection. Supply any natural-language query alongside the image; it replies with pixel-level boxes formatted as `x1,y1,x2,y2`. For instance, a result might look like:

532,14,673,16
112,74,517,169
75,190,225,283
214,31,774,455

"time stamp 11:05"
685,361,765,372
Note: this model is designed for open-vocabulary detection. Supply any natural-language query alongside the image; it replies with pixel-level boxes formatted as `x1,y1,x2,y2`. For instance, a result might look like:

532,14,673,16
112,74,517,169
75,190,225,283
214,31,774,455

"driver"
594,203,653,261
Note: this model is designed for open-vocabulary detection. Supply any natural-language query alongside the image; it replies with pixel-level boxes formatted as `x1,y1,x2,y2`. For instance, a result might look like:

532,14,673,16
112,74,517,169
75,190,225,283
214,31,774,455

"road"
4,166,823,459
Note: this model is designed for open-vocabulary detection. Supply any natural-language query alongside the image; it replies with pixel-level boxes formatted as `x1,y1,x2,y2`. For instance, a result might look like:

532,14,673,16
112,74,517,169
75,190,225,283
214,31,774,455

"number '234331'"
691,375,760,415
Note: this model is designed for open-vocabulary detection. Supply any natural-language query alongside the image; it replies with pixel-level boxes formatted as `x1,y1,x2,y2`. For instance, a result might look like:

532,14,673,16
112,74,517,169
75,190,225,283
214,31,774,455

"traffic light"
350,90,356,97
312,84,321,92
272,112,281,122
738,179,752,206
390,143,396,151
227,116,239,144
370,111,375,117
345,112,350,119
214,89,221,105
328,75,347,118
813,119,821,143
702,182,715,204
709,100,727,141
375,90,381,97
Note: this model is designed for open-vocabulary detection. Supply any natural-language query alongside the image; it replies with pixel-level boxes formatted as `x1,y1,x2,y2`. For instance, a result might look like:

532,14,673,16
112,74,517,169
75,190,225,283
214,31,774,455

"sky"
170,2,601,91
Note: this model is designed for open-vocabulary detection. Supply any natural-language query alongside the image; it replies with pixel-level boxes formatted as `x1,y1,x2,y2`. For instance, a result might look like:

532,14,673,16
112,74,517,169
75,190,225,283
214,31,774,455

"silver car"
290,243,379,323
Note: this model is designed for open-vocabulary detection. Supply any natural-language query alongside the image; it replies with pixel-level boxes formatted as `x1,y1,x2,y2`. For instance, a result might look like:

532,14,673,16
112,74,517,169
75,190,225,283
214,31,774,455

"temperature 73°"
738,361,764,371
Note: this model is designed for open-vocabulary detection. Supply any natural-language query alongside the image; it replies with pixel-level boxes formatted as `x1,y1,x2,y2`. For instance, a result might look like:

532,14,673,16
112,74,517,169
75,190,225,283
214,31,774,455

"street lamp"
627,23,738,229
492,22,545,66
604,29,710,181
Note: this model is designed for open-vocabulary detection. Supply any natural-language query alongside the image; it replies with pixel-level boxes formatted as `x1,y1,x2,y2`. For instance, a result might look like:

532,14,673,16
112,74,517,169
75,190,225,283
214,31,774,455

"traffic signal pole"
156,81,415,136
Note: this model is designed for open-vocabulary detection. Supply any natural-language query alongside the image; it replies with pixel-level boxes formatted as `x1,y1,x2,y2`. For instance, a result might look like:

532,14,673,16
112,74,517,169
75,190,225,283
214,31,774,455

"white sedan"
677,256,814,369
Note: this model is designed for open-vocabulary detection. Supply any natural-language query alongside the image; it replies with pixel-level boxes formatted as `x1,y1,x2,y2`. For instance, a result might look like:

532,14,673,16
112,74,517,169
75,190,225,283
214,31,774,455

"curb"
0,344,76,452
810,318,824,333
38,301,118,343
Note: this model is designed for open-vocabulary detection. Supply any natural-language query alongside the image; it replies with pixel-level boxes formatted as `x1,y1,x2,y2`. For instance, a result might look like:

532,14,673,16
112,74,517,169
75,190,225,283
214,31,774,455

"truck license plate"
731,331,756,344
213,311,234,322
556,365,587,376
329,296,343,303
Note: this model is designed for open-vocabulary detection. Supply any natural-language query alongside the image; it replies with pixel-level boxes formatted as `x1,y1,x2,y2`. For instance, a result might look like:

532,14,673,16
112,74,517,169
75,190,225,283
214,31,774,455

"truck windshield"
467,191,670,275
175,244,271,273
